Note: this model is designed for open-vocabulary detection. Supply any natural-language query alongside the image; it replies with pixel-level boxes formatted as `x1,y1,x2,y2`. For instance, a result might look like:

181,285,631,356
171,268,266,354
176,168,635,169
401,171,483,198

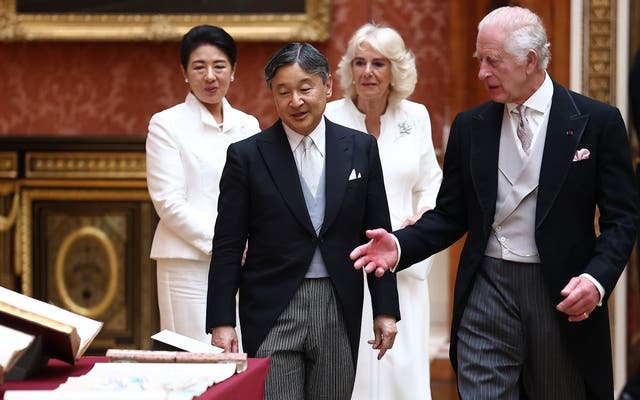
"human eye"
191,63,207,73
486,56,500,67
373,60,386,68
353,59,366,67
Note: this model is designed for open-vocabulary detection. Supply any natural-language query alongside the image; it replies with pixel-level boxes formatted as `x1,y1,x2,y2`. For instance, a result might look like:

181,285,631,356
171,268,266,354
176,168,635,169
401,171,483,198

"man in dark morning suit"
619,49,640,400
205,43,400,400
350,6,639,400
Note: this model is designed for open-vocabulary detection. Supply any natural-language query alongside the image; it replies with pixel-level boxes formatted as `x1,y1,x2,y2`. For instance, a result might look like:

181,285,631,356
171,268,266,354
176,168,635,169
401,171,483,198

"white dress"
325,98,442,400
146,92,260,343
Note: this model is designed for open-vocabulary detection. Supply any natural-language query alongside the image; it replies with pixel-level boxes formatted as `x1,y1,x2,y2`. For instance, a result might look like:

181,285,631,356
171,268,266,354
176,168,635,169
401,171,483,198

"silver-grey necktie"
300,135,321,196
516,104,532,152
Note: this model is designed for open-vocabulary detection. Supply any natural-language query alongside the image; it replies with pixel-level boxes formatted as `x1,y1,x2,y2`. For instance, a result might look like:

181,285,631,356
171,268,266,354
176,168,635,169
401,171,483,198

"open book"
0,286,103,365
0,325,35,382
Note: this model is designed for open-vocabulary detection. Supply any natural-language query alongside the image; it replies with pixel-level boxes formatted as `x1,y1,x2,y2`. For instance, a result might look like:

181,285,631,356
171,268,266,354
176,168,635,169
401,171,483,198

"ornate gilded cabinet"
0,136,159,353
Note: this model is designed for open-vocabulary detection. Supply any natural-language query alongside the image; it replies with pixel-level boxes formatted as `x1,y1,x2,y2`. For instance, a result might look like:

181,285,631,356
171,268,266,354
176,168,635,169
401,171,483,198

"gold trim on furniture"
0,187,18,232
0,151,18,179
25,152,146,179
0,0,331,41
16,187,150,295
584,0,616,103
55,226,118,319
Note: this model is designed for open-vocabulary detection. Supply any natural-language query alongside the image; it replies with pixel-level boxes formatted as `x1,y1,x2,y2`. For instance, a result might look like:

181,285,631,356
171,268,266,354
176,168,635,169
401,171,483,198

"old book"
0,325,35,383
0,286,103,365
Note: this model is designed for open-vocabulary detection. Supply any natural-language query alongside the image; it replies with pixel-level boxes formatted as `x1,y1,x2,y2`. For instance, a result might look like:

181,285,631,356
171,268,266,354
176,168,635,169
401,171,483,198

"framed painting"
0,0,330,41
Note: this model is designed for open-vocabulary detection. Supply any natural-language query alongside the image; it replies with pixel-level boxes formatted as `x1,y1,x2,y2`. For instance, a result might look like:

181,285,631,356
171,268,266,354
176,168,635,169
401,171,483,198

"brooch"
398,121,412,137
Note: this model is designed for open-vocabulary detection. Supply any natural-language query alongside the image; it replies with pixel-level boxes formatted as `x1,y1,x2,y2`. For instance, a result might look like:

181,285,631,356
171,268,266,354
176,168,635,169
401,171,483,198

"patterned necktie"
516,105,532,152
300,135,321,196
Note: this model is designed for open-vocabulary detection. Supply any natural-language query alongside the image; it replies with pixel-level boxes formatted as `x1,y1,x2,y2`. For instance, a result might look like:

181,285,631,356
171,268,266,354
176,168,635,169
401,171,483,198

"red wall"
0,0,448,149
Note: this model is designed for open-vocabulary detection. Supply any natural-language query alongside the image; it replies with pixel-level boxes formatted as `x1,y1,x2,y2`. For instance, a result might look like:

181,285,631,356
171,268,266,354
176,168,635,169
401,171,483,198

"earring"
231,76,235,82
184,78,189,83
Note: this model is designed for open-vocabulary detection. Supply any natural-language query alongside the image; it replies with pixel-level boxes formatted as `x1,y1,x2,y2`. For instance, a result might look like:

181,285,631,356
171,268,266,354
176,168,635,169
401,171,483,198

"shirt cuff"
580,273,605,306
389,234,401,273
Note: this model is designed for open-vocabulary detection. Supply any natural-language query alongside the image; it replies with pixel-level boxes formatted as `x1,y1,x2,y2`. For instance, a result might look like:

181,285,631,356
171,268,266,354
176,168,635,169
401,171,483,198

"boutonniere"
398,121,412,137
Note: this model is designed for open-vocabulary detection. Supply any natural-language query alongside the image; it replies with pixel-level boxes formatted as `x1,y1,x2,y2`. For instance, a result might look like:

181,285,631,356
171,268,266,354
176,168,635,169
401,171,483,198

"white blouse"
325,98,442,278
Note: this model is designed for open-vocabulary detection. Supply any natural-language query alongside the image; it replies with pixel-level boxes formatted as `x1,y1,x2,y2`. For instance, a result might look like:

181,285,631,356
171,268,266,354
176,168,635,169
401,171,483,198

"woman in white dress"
146,25,260,343
325,23,442,399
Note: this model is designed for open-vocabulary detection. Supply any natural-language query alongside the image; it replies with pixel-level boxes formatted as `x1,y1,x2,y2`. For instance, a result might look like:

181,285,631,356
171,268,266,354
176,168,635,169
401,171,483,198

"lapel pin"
566,129,574,136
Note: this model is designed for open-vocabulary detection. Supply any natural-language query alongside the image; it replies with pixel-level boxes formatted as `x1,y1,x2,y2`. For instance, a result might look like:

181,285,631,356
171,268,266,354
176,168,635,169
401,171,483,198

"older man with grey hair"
206,42,400,399
350,6,639,399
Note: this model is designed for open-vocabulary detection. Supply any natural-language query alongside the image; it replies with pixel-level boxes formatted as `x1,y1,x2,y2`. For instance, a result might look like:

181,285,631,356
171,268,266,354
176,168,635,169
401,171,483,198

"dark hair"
180,25,237,70
264,42,330,89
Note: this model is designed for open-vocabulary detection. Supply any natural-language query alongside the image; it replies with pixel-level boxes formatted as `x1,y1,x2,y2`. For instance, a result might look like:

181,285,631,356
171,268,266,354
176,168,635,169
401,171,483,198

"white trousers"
156,258,211,343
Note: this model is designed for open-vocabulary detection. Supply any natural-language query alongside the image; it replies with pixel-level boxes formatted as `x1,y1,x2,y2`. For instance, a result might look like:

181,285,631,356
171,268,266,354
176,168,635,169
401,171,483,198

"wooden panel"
519,0,571,88
0,136,159,353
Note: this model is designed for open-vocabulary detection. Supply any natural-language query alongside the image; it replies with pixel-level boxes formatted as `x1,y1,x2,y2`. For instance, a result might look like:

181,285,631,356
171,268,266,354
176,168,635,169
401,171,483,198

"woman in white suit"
146,25,260,343
325,23,442,399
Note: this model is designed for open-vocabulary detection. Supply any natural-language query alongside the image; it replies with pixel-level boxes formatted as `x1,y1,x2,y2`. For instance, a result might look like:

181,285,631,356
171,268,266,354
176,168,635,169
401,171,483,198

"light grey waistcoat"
484,112,549,263
299,161,329,278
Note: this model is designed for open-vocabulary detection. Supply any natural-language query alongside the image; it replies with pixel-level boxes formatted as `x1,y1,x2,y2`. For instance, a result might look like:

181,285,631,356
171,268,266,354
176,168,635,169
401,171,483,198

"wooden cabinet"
0,136,159,353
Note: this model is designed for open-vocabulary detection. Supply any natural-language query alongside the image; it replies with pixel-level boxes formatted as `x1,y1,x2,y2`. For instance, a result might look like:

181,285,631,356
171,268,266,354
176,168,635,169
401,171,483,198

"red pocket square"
572,148,590,161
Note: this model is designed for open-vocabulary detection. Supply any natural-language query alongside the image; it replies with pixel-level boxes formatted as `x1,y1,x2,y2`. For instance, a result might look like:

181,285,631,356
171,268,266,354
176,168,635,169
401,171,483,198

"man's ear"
325,74,333,98
526,50,538,74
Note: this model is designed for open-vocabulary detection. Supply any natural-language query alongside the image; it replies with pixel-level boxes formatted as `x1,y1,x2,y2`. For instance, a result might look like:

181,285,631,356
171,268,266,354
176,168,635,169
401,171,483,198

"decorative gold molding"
55,226,118,319
25,152,146,179
0,151,17,179
0,188,18,232
584,0,616,103
0,0,331,41
16,187,150,295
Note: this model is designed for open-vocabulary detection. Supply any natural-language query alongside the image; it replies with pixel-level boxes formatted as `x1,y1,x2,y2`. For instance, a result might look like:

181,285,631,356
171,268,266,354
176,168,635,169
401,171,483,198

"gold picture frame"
0,0,331,41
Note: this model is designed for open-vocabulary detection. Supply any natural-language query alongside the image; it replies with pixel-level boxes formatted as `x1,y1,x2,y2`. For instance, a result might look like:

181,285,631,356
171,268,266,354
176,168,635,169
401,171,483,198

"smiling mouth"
291,111,307,119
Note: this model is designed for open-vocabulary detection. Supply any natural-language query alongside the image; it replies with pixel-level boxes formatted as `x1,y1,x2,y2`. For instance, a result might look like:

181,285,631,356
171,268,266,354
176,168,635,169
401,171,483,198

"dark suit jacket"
206,118,400,366
395,81,639,399
630,49,640,140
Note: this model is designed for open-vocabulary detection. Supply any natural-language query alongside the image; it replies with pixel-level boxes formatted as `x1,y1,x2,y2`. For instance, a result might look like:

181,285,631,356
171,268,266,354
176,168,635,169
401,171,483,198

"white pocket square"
348,169,361,180
572,148,590,162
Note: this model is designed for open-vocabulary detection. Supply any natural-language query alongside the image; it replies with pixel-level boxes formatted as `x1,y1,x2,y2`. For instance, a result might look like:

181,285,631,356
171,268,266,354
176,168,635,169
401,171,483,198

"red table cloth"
1,356,269,400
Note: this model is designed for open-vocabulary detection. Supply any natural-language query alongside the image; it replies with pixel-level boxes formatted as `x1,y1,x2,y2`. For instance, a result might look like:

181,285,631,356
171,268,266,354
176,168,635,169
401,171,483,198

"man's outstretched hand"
350,229,399,277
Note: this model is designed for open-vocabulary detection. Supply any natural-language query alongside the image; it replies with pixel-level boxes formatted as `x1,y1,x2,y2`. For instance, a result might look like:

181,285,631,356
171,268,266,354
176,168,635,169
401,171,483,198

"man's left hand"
369,314,398,360
556,276,599,322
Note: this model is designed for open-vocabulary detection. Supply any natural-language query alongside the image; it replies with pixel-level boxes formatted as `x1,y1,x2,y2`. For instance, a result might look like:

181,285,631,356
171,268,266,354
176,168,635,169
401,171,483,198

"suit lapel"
470,102,502,227
536,82,588,227
321,118,352,234
257,121,316,236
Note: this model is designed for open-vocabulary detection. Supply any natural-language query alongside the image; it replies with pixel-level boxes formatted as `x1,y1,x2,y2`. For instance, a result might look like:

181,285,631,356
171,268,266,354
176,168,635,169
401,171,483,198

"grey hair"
336,23,417,106
264,42,330,89
478,6,551,70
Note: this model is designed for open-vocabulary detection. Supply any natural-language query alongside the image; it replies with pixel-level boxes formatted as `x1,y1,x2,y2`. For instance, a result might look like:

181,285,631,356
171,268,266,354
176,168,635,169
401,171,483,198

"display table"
0,356,269,400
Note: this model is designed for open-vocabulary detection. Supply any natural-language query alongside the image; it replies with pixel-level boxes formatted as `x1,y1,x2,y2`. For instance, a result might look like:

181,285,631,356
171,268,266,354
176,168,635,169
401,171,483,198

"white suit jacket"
146,92,260,261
